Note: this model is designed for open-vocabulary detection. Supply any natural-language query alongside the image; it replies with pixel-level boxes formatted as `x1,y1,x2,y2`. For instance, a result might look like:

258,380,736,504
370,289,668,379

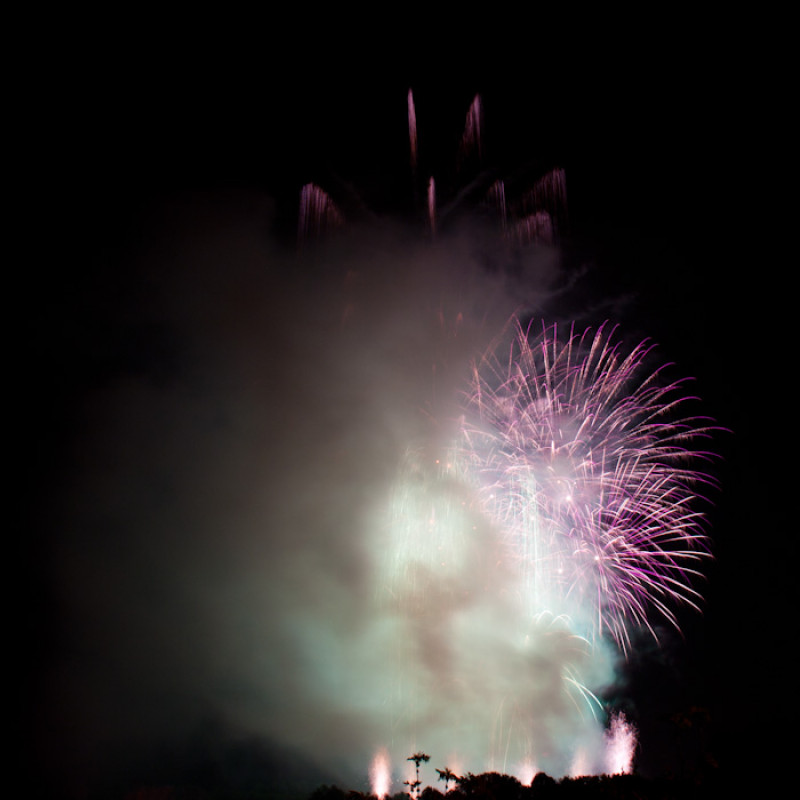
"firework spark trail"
487,180,507,233
518,168,568,235
511,211,555,246
408,89,418,175
458,318,718,653
298,183,344,242
459,94,483,165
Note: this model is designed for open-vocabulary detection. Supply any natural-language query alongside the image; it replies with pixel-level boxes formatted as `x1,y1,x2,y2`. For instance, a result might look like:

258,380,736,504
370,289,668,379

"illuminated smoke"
569,748,591,778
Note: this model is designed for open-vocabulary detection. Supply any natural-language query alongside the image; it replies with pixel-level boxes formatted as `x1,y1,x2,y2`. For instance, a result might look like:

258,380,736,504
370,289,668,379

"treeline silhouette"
308,769,720,800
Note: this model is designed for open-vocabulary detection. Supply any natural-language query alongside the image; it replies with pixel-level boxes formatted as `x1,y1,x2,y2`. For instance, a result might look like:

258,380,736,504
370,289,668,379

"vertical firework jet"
604,712,637,775
370,747,391,799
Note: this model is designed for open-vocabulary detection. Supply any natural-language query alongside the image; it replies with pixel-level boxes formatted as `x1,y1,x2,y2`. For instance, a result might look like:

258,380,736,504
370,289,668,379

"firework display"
291,90,724,786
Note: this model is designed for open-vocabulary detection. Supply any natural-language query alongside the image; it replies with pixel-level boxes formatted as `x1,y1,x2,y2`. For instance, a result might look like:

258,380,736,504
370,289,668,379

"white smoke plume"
38,189,618,794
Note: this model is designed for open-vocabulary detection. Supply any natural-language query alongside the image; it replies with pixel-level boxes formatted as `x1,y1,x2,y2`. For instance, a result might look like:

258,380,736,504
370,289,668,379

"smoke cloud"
36,189,623,795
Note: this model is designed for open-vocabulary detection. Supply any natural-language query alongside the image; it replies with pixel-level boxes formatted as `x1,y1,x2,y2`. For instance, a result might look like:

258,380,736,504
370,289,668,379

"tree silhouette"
406,753,430,798
435,767,458,793
305,766,721,800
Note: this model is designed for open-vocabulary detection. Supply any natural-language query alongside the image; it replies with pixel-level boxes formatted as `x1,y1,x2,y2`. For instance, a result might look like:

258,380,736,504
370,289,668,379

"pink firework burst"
460,318,720,652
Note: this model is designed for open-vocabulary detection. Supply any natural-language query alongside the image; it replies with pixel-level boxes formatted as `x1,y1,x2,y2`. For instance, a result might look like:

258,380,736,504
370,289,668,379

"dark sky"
20,20,787,799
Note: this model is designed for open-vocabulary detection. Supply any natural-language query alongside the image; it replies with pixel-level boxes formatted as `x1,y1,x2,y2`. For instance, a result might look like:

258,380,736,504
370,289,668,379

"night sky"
20,20,787,800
